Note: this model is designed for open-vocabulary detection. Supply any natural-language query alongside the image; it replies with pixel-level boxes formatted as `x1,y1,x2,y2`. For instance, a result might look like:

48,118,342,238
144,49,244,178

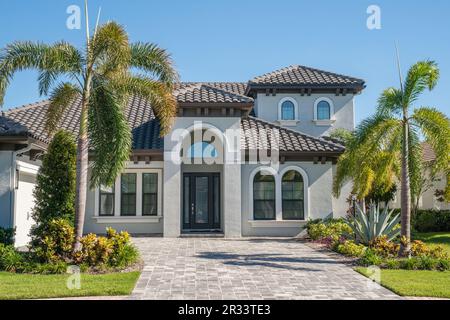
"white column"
163,151,181,237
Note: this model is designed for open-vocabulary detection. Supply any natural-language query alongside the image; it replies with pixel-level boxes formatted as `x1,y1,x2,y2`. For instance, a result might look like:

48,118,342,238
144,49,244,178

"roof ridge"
251,65,298,82
245,115,344,150
295,64,364,83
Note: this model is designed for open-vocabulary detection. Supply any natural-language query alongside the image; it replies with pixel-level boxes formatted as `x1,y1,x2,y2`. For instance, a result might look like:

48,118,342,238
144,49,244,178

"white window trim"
277,97,299,126
94,168,163,223
313,97,336,126
248,165,309,226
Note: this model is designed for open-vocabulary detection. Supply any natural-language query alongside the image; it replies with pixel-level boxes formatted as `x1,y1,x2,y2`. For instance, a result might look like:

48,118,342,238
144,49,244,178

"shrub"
358,249,383,267
32,219,74,263
335,240,366,257
0,227,15,245
413,210,450,232
369,236,400,258
383,258,401,269
346,204,400,245
74,228,139,268
31,130,77,246
106,228,139,268
410,240,448,259
0,244,25,272
307,220,353,241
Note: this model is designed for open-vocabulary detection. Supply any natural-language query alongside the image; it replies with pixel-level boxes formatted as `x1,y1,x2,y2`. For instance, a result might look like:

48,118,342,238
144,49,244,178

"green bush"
357,249,384,267
31,130,77,246
335,240,366,257
0,244,25,272
307,219,353,241
413,210,450,232
74,228,139,269
0,227,15,245
32,219,74,263
369,236,400,258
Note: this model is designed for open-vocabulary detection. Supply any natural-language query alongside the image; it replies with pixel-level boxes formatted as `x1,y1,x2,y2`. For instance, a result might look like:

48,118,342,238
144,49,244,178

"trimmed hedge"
413,210,450,232
0,228,15,246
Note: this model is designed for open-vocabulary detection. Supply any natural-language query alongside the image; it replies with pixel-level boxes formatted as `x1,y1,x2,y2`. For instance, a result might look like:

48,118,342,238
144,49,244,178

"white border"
248,165,309,226
94,168,163,223
277,97,299,126
313,97,336,126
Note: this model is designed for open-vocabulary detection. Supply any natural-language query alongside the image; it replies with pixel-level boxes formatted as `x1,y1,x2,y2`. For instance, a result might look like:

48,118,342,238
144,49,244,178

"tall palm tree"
0,13,178,251
334,60,450,256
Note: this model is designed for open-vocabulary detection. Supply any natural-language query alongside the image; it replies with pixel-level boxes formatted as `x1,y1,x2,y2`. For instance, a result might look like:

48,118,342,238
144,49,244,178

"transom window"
99,184,114,216
121,173,137,216
282,170,304,220
281,100,295,120
188,141,218,158
253,172,276,220
142,173,158,216
317,100,331,120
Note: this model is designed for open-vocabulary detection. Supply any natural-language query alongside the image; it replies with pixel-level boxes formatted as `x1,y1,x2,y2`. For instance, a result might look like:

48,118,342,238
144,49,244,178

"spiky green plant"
334,60,450,255
347,204,401,245
0,3,178,251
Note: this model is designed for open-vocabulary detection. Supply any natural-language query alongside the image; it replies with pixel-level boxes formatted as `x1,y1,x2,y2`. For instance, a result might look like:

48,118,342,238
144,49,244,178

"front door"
183,173,220,231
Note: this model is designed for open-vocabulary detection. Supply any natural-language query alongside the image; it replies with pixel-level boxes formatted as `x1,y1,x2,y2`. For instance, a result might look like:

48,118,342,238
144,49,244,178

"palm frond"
411,107,450,174
90,22,130,74
403,60,439,105
130,42,179,87
377,87,403,116
112,75,177,135
45,82,80,134
88,78,131,188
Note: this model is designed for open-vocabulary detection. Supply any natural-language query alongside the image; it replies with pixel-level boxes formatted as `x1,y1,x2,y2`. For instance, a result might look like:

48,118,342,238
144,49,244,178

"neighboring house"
0,65,365,244
389,143,450,211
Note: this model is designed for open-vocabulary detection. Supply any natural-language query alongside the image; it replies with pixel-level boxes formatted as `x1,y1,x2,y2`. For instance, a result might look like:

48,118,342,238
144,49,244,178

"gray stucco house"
0,65,365,245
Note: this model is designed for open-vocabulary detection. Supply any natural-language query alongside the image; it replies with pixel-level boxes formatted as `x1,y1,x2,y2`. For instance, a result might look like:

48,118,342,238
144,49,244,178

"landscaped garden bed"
305,206,450,299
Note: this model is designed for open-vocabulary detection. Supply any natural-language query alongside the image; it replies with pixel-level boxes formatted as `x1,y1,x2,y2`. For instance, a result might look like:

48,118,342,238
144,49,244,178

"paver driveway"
130,238,398,300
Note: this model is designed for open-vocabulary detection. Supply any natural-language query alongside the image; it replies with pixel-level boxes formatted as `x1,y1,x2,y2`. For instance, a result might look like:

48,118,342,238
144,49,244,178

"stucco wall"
163,117,242,237
83,161,164,235
241,162,334,237
254,93,355,137
14,171,36,247
0,151,14,228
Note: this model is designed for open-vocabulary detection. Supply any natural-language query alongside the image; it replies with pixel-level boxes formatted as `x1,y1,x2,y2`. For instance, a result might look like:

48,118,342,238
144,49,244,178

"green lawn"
357,268,450,299
0,271,140,300
413,232,450,255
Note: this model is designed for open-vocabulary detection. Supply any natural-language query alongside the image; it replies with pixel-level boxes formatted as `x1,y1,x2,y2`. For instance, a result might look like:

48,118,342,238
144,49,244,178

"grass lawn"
357,268,450,299
413,232,450,255
0,271,140,300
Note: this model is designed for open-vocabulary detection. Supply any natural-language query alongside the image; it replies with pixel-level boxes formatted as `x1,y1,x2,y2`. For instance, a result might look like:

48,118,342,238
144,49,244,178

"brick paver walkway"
130,238,399,300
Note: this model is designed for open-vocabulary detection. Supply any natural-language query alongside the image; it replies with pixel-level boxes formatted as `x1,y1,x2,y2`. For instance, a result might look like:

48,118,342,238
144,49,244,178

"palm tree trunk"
73,98,89,251
400,119,411,257
73,71,92,251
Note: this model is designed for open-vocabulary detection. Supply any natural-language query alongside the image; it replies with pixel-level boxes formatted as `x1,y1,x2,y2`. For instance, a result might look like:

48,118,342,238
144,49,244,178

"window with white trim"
121,173,137,216
142,173,158,216
253,172,276,220
281,100,295,120
99,184,114,216
314,97,334,123
278,97,298,123
282,170,304,220
317,100,331,120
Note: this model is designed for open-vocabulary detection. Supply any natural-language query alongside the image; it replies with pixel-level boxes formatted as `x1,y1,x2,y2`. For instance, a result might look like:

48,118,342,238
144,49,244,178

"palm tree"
0,8,178,251
334,60,450,256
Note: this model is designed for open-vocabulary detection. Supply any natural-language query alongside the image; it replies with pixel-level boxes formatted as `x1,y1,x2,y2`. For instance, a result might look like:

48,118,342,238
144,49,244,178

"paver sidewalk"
130,238,399,300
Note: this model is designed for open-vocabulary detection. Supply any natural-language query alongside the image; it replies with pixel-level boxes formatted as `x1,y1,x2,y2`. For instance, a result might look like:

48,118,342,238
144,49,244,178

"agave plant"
347,203,400,245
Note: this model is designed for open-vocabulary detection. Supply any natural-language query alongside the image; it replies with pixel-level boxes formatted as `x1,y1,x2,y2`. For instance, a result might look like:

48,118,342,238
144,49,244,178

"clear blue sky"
1,0,449,124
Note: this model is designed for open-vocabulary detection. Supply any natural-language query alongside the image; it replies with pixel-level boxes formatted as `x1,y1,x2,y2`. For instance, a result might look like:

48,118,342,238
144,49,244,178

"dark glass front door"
183,173,220,231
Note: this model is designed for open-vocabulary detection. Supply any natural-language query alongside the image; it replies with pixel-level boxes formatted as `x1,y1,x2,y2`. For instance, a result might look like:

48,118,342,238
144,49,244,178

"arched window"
317,100,331,120
282,170,304,220
281,100,295,120
188,141,218,159
253,172,276,220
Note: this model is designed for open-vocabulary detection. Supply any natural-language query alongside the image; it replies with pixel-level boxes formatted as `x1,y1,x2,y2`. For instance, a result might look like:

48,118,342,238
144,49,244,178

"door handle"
191,203,195,215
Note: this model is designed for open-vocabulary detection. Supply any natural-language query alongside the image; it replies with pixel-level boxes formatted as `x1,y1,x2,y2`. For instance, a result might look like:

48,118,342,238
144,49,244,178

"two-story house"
0,65,365,245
